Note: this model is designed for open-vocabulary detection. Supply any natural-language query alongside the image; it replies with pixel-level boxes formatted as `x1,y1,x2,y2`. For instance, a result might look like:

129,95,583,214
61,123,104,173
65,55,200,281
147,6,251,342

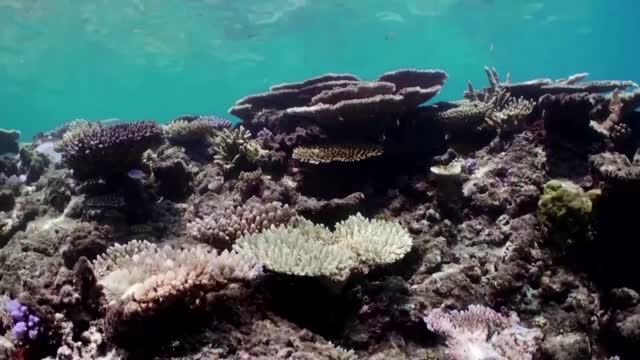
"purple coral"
423,305,542,360
60,121,163,179
5,298,40,342
199,115,233,129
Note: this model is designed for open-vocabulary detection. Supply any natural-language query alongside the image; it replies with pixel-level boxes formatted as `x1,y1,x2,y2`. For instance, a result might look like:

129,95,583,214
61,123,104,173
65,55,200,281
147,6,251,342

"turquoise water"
1,0,638,140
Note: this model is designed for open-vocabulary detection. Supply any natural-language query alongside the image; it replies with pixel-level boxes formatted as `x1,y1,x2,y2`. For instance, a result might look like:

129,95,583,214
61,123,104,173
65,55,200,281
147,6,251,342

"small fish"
127,169,146,180
100,118,122,125
489,43,494,53
384,32,396,41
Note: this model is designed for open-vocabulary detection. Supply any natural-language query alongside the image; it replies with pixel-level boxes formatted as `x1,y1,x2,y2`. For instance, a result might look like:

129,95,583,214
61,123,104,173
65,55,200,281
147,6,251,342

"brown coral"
187,201,296,248
292,144,384,164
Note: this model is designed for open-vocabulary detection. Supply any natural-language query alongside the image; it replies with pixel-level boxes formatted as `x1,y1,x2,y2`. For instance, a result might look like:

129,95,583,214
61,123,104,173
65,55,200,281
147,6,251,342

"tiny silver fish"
127,169,145,180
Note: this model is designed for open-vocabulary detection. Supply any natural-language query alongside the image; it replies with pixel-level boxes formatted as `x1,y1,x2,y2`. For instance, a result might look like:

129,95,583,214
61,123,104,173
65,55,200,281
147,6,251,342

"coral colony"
0,67,639,359
5,299,40,342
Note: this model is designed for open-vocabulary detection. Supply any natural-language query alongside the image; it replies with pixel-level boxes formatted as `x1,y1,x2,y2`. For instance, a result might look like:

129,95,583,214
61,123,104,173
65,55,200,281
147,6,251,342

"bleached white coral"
334,213,412,266
423,305,543,360
234,220,356,281
235,214,413,281
93,240,262,308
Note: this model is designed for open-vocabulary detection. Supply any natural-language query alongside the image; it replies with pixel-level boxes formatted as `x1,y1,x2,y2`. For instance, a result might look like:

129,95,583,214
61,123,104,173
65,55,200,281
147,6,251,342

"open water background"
0,0,638,139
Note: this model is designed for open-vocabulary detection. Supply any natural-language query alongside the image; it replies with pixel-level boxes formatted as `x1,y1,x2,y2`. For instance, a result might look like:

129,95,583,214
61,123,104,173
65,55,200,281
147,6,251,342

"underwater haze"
0,0,638,139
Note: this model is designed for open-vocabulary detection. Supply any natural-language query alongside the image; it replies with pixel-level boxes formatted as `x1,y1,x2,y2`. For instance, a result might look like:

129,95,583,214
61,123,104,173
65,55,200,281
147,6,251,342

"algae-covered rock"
0,129,20,154
537,179,598,250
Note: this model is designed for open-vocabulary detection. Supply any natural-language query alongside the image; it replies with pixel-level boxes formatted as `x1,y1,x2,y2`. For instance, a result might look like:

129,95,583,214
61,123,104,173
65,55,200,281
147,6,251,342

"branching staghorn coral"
423,305,543,360
187,201,296,249
213,126,265,171
486,97,535,134
600,88,640,133
466,65,637,101
234,213,413,281
93,240,262,340
292,144,384,164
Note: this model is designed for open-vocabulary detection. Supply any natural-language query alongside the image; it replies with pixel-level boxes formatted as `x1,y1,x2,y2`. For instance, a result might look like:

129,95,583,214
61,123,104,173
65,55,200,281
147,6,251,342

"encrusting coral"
537,179,599,251
234,213,413,281
292,144,384,164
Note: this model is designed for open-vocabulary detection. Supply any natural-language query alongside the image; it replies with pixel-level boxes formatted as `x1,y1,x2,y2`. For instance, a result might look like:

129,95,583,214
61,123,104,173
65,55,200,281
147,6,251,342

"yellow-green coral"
538,180,599,250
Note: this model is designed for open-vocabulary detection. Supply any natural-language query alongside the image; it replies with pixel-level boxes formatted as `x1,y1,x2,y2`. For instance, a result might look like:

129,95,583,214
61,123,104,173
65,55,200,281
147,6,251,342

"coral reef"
2,66,639,359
